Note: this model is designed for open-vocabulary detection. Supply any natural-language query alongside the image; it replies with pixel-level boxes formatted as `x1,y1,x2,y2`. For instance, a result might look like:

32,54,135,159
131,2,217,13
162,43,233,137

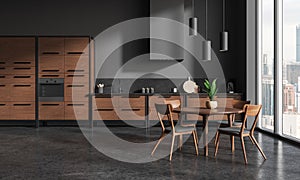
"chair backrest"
232,100,251,109
240,104,262,134
155,103,175,132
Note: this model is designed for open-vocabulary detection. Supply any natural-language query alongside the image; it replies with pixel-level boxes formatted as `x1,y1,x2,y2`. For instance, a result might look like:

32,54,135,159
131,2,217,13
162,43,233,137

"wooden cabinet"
65,38,89,55
65,101,88,120
39,38,64,55
39,56,64,74
93,96,146,120
0,37,35,120
39,102,64,120
10,102,35,120
65,55,89,74
148,95,181,121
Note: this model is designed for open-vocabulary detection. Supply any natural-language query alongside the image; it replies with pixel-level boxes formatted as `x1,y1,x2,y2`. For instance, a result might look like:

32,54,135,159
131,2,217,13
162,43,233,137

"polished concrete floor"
0,126,299,179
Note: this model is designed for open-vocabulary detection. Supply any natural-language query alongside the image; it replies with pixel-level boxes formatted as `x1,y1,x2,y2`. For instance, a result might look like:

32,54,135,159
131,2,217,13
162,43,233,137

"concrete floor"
0,126,299,180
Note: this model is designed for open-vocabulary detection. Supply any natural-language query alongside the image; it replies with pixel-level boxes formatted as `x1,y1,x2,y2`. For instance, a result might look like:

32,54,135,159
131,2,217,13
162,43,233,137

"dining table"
173,107,244,156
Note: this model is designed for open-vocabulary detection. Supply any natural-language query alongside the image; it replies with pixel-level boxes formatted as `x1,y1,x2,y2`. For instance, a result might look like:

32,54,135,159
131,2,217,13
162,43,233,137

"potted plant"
203,79,218,109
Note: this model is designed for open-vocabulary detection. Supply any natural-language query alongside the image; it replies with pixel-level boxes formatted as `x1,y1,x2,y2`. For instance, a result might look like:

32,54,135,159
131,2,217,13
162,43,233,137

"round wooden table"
173,107,244,156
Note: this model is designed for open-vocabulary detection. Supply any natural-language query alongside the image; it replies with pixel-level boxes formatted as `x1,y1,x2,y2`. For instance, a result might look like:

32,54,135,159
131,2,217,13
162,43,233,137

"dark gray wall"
0,0,246,95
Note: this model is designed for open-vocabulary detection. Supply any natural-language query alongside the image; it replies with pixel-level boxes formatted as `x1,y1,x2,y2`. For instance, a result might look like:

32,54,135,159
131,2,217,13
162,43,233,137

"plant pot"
206,100,218,109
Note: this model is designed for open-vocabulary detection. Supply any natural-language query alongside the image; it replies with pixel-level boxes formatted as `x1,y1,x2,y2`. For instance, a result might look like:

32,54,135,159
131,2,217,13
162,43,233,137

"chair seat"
166,126,195,133
218,127,250,135
220,120,243,127
181,120,197,126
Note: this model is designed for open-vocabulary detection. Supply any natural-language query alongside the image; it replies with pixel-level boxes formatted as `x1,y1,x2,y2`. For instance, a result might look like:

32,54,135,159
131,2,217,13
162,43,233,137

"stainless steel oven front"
38,78,64,101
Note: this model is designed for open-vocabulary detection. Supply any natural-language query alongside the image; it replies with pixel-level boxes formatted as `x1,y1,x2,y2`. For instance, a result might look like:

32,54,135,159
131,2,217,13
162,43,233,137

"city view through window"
262,0,300,139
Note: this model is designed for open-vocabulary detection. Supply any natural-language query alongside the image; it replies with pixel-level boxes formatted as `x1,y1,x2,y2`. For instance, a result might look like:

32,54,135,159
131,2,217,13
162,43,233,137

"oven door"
39,78,64,101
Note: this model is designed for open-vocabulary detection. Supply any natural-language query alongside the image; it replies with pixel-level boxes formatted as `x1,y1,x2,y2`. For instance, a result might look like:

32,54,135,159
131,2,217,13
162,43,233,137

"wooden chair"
164,99,198,146
214,104,267,164
151,103,198,161
215,100,251,146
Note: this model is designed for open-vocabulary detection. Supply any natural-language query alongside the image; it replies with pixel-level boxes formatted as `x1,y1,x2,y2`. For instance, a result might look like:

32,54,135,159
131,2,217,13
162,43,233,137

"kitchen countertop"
91,92,242,98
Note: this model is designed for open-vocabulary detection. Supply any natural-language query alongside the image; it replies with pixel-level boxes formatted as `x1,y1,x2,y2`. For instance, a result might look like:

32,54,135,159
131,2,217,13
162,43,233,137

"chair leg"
169,135,176,161
179,135,183,151
231,136,235,152
214,131,220,157
192,131,198,155
194,128,199,145
214,131,219,145
151,134,166,156
251,135,267,160
240,136,248,164
248,135,255,145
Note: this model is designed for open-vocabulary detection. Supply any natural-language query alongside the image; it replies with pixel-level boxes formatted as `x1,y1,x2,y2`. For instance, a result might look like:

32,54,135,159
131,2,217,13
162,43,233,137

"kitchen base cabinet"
65,101,88,120
10,102,35,120
93,109,119,120
0,103,10,120
39,102,64,120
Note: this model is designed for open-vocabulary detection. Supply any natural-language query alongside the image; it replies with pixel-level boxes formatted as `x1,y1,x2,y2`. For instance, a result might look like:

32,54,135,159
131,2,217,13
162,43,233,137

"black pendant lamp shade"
220,0,228,51
189,0,197,36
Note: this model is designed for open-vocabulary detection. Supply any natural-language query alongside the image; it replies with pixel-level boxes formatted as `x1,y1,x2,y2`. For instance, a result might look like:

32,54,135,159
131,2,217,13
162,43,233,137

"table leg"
203,115,208,156
228,114,235,152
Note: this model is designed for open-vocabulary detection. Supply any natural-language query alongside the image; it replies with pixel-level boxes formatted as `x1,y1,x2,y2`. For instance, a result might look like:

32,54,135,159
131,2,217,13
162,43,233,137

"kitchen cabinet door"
10,102,35,120
65,38,89,55
39,102,64,120
0,103,10,120
65,101,88,120
39,56,64,74
39,37,64,55
64,55,89,74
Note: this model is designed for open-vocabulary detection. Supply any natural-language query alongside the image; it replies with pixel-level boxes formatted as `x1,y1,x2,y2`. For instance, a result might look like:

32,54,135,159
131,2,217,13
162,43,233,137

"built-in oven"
38,78,64,101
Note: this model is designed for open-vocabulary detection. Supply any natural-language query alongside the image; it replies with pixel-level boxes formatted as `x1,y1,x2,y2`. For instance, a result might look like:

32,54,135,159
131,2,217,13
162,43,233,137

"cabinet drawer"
0,38,35,58
11,75,35,83
149,96,181,109
65,102,88,120
187,97,207,107
93,109,119,120
65,74,89,84
65,38,89,55
10,102,35,120
10,66,35,75
119,96,145,108
64,84,89,101
0,103,10,120
39,102,64,120
117,108,145,120
94,97,118,109
10,84,35,101
9,57,35,67
38,74,65,78
0,75,10,84
39,56,64,73
39,37,64,55
65,55,89,74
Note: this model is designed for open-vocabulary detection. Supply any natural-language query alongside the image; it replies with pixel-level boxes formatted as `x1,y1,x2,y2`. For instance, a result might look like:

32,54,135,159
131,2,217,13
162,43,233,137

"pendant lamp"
203,0,211,60
220,0,228,51
189,0,197,36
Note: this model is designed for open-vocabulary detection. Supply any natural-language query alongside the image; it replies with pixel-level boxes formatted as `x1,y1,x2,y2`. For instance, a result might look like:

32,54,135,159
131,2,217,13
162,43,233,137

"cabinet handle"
0,67,5,70
13,104,32,106
67,70,84,72
13,67,31,70
0,62,5,64
67,85,84,87
0,104,6,106
67,104,84,106
42,70,59,72
13,76,31,78
41,104,60,106
0,75,5,78
0,85,5,87
96,109,113,111
13,85,31,87
14,62,31,64
67,74,85,77
41,75,59,77
121,109,140,111
42,52,60,55
67,52,84,55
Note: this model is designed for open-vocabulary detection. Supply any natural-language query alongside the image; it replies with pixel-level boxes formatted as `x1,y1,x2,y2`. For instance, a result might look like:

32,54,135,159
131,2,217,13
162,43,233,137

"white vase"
206,100,218,109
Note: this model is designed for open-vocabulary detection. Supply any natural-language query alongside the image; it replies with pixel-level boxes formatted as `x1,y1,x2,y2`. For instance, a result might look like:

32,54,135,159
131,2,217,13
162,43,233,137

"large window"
259,0,300,141
282,0,300,139
261,0,275,131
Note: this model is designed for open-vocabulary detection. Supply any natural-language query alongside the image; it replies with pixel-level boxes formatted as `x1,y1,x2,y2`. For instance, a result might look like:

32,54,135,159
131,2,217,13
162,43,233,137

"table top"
173,107,244,115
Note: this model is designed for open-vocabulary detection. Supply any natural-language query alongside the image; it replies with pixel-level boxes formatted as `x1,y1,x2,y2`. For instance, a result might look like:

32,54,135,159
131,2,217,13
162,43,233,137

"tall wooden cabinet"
38,37,90,121
0,37,36,120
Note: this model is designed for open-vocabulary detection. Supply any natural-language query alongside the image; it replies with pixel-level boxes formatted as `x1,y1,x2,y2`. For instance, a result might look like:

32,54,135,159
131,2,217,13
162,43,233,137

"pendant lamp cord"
205,0,207,39
223,0,225,31
192,0,194,16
